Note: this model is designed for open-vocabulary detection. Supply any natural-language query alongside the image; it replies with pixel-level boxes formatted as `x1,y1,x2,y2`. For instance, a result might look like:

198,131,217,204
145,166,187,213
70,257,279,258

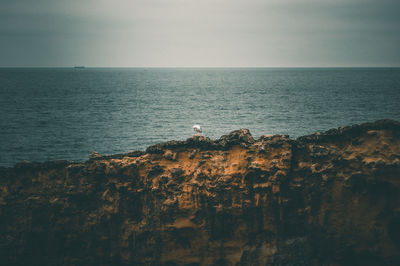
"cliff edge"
1,120,400,265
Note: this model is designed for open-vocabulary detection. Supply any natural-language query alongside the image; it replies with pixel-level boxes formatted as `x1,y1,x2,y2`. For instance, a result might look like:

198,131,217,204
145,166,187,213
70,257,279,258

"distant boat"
74,66,85,69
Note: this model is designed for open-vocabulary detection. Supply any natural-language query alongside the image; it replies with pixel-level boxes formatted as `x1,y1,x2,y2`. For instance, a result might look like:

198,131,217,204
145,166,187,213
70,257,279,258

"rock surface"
1,120,400,265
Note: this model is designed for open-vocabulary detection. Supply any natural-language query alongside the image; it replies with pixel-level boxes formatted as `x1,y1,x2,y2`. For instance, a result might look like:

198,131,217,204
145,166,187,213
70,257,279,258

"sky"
0,0,399,67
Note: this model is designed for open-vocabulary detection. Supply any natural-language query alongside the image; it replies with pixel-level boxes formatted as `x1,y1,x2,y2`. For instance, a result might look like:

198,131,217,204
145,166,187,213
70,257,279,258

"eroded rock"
0,120,400,265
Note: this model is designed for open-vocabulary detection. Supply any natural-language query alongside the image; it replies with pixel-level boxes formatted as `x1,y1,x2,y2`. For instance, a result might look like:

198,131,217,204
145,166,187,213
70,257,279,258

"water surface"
1,68,399,166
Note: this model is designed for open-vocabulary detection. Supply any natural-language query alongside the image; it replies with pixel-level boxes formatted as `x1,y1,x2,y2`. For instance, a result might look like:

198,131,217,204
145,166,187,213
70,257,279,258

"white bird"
193,124,202,135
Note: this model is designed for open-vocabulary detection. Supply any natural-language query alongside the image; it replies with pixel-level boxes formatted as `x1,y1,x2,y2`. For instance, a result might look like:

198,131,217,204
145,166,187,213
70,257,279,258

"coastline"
1,119,399,265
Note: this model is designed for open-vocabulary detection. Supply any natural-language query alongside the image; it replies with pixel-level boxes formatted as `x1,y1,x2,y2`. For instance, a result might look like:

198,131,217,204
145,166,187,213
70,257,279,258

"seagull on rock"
193,124,202,135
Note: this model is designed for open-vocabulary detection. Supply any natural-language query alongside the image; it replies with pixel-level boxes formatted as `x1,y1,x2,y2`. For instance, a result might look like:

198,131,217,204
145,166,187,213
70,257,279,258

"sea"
1,68,399,167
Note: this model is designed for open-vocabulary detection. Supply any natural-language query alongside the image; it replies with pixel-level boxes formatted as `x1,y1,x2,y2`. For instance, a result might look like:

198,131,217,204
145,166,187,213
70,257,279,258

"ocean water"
1,68,399,167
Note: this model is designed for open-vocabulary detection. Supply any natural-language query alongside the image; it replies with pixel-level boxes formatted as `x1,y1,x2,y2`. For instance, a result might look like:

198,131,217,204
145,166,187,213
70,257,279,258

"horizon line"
1,66,400,69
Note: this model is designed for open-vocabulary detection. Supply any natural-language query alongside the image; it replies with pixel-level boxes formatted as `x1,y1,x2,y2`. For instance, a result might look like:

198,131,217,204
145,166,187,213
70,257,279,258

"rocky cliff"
1,120,400,265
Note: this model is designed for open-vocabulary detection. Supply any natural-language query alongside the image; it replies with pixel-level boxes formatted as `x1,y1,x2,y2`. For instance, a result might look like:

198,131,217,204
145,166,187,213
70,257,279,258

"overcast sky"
0,0,399,67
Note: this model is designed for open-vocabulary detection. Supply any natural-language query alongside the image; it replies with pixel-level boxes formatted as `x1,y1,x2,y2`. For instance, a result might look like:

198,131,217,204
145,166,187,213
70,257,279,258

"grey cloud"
0,0,399,67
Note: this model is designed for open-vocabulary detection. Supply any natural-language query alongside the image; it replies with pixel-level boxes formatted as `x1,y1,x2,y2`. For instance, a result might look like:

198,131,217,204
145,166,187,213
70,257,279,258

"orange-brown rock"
0,120,400,265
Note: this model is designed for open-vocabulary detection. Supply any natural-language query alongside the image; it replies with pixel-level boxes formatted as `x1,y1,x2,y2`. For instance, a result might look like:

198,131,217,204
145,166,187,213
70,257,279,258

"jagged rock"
216,128,255,148
89,151,101,159
163,150,177,161
0,120,400,265
185,135,215,149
